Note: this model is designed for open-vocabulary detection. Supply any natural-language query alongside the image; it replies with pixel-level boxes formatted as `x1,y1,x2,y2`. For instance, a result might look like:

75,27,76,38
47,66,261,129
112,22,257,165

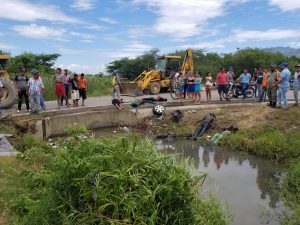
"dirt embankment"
133,104,300,138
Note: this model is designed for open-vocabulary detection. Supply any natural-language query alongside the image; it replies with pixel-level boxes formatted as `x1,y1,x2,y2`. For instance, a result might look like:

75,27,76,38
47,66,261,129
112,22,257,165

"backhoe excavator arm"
181,49,194,75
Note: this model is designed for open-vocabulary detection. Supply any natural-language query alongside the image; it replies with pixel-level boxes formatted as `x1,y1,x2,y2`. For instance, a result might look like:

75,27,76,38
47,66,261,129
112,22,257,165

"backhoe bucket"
121,82,143,96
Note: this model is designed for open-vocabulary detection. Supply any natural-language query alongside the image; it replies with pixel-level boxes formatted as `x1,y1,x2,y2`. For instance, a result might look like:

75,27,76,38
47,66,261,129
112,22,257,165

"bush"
15,135,228,225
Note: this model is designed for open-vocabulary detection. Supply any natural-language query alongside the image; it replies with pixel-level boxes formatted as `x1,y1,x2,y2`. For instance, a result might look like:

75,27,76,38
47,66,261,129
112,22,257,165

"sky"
1,0,300,74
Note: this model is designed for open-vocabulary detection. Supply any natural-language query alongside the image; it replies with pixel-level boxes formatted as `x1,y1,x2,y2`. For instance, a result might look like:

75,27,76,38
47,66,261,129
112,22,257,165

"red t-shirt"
217,72,228,85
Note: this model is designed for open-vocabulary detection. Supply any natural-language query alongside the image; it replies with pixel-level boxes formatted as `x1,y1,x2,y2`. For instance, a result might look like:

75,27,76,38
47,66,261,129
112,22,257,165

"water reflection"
156,139,283,225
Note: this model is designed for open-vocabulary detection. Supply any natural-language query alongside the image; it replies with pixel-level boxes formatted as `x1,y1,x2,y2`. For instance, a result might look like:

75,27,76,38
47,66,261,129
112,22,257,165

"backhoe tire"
1,79,17,109
149,82,161,95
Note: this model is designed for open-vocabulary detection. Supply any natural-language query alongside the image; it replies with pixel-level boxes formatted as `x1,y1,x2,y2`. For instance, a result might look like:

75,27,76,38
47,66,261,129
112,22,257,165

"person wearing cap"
273,62,291,109
28,69,43,114
53,68,69,109
61,69,71,107
78,73,88,106
112,70,121,99
293,64,300,106
14,68,30,112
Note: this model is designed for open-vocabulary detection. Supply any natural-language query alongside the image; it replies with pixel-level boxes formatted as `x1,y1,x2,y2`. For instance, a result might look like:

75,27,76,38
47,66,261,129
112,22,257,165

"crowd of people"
0,61,299,117
173,62,300,110
12,67,88,114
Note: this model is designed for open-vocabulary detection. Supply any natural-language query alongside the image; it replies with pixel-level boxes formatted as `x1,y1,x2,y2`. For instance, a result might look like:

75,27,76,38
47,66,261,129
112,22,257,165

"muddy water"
94,128,285,225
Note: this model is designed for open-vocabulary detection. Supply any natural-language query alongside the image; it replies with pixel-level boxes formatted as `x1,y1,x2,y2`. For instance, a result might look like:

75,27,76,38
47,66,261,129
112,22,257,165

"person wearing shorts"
70,74,80,107
53,68,68,109
205,72,213,103
177,72,184,99
78,73,88,106
216,67,229,101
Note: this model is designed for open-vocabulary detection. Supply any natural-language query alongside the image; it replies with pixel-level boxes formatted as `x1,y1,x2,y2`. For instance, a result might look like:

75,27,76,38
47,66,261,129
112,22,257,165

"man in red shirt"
216,67,229,101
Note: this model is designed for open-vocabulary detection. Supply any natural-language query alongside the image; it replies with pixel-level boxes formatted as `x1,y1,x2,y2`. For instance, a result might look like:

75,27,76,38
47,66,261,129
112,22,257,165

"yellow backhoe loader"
0,54,17,108
121,48,194,96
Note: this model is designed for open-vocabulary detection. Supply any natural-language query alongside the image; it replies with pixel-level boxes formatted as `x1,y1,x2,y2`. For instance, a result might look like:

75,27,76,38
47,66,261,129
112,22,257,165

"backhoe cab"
121,49,193,96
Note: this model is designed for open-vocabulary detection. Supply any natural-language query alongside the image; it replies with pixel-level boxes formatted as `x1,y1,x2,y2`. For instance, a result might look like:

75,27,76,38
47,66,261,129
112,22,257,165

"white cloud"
85,24,104,30
232,29,300,42
99,17,118,24
69,31,96,39
133,0,247,39
71,0,96,11
56,63,105,74
127,25,155,38
80,39,94,43
0,0,80,23
11,24,67,40
269,0,300,11
0,43,14,50
182,28,300,50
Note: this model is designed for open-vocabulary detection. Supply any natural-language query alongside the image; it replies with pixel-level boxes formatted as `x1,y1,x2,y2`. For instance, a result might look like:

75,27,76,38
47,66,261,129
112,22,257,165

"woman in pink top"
216,67,229,101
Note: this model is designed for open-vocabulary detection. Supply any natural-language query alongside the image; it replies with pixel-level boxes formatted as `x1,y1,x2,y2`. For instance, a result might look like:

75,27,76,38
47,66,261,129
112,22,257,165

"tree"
6,52,60,75
106,49,159,80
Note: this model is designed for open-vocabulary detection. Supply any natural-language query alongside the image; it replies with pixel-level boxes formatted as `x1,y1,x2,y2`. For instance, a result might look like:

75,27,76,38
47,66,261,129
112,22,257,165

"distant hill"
264,47,300,57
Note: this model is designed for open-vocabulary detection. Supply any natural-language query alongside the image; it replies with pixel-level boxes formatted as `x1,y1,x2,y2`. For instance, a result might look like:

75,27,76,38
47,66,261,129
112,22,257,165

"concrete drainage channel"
29,100,259,140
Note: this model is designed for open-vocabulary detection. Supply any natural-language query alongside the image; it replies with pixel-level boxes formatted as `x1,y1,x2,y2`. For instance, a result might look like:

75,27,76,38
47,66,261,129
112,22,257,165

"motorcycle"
223,82,255,99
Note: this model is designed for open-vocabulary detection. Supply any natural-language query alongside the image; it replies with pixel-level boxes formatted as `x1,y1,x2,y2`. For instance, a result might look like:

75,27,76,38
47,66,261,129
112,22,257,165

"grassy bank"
0,123,229,225
134,104,300,223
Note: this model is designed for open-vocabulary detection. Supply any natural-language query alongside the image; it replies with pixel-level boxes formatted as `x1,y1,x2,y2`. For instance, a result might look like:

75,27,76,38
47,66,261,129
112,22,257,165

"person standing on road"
267,65,278,108
187,73,195,100
273,62,291,110
256,68,264,102
194,72,202,104
112,70,121,99
259,68,269,102
252,67,259,97
177,72,184,99
70,74,80,107
78,73,88,106
28,69,43,114
183,70,190,99
205,72,213,103
237,69,252,100
61,69,70,107
216,67,229,101
227,66,235,83
293,64,300,106
15,68,30,112
53,68,68,110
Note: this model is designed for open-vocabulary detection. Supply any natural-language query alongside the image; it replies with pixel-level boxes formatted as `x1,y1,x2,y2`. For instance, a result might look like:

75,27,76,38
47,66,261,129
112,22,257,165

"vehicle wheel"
149,82,161,95
1,79,16,108
223,89,233,99
246,88,255,98
170,87,179,99
153,104,165,116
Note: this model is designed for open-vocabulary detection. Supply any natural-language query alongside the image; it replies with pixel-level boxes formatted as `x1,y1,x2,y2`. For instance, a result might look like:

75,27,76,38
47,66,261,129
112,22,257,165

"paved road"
2,89,296,116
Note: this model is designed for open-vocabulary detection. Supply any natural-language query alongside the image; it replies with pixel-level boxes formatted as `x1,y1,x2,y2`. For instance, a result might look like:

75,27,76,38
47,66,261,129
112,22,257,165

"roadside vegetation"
0,123,229,225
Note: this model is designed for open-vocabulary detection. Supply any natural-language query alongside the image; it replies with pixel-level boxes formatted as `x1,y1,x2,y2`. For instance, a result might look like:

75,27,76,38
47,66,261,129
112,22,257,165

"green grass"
0,133,229,225
219,125,300,162
42,76,112,101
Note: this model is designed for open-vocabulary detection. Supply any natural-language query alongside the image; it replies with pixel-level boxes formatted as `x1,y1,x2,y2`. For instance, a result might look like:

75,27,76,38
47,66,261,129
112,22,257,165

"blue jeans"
277,87,288,109
40,94,46,109
241,83,249,99
30,94,41,113
259,86,267,102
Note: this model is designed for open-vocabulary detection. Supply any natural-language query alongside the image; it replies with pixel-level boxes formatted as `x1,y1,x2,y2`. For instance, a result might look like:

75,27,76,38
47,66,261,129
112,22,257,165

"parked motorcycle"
223,82,255,99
